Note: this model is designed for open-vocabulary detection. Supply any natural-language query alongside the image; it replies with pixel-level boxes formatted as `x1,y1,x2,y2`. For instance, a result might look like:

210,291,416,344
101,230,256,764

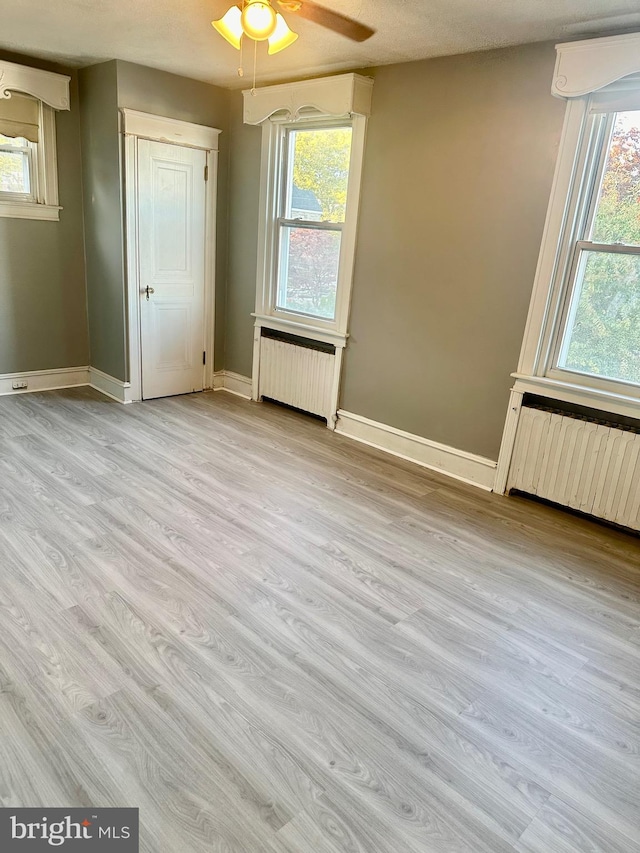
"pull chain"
237,1,245,78
238,33,244,78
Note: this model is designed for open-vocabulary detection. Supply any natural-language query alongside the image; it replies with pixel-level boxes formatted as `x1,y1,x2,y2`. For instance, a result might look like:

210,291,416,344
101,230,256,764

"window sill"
253,313,348,347
0,201,61,221
512,372,640,420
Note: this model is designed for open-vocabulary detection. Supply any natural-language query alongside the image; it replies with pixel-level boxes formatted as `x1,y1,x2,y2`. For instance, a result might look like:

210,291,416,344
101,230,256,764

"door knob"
144,286,155,300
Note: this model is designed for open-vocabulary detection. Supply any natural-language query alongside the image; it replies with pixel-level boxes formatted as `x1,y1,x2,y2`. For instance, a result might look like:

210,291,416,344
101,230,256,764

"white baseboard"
0,365,250,406
336,410,497,491
213,370,252,400
0,366,89,397
89,367,134,404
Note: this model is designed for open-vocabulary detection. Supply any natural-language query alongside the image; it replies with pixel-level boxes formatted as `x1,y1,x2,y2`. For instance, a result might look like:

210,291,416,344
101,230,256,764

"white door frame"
122,109,221,402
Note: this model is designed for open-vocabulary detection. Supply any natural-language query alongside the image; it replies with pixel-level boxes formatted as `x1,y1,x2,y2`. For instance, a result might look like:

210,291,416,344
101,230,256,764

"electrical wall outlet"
12,381,28,390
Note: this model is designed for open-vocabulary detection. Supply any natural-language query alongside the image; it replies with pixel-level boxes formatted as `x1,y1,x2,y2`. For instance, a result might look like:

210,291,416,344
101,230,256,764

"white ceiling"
3,0,640,89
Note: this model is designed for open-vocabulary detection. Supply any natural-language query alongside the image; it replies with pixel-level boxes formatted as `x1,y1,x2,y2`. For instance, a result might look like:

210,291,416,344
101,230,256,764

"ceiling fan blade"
277,1,375,42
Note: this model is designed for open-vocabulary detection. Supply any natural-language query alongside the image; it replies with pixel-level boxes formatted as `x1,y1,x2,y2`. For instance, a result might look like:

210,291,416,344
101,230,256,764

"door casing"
122,109,221,402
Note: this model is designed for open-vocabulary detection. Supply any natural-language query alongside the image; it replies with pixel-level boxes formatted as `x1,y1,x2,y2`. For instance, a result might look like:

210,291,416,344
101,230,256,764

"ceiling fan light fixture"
268,13,298,54
212,0,375,60
211,5,243,50
241,0,278,41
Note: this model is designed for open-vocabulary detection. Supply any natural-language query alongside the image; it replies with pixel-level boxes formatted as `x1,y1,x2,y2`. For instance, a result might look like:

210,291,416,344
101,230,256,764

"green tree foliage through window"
277,126,353,319
562,112,640,385
592,122,640,245
281,228,341,318
292,127,352,222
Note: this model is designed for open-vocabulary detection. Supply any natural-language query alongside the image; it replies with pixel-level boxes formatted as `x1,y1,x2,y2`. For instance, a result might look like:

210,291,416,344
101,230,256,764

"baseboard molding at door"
213,371,252,400
336,410,497,491
89,367,134,404
0,366,89,397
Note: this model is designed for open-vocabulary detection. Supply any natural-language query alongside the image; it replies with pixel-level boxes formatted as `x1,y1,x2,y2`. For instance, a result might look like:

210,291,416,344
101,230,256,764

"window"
247,74,372,417
553,109,640,388
542,95,640,398
0,59,70,221
0,133,35,198
249,73,372,343
0,96,60,220
276,124,353,321
512,33,640,415
0,93,42,210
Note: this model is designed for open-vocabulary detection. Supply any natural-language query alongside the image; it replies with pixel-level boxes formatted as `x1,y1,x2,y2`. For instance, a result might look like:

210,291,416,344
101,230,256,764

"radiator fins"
508,407,640,531
258,337,334,420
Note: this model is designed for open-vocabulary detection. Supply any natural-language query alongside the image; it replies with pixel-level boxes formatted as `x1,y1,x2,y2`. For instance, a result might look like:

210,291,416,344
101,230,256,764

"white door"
138,139,207,400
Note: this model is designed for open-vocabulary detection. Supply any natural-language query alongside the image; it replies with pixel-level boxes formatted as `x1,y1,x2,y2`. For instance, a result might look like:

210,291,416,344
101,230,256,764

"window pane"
0,133,29,148
590,111,640,245
286,127,352,223
0,135,31,194
560,249,640,384
0,149,30,193
277,226,341,320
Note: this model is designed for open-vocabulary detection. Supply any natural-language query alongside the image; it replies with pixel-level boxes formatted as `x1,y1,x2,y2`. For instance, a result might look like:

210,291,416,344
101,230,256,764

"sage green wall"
116,61,231,370
224,42,566,460
79,61,126,380
343,42,565,460
0,52,88,374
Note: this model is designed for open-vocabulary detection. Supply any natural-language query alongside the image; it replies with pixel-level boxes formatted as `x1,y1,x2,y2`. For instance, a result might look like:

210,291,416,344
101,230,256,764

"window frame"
542,104,640,397
516,87,640,413
0,133,37,201
0,56,71,222
273,118,353,324
254,110,368,343
0,100,61,221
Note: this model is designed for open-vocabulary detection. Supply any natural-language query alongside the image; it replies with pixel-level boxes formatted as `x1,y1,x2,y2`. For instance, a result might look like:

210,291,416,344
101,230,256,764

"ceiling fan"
213,0,376,56
277,1,375,43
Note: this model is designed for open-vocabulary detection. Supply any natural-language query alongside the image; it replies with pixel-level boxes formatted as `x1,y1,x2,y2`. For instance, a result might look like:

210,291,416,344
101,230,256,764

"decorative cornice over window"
0,59,70,110
243,72,373,125
552,31,640,98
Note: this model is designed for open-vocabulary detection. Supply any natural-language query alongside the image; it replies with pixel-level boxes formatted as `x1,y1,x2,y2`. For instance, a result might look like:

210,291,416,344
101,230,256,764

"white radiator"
508,406,640,531
258,336,335,421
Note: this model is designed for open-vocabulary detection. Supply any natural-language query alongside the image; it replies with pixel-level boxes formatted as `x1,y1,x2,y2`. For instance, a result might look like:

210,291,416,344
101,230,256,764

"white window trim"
495,31,640,493
518,96,640,394
247,73,372,346
243,72,373,126
0,60,70,221
253,111,367,342
0,102,61,221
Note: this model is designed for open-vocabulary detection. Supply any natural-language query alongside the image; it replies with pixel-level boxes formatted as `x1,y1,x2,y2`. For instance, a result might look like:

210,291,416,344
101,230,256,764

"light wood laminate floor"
0,387,638,853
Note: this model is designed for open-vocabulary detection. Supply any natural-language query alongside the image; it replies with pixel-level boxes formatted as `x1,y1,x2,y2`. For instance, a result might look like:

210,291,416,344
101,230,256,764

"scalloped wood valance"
552,32,640,99
243,73,373,125
0,59,70,110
